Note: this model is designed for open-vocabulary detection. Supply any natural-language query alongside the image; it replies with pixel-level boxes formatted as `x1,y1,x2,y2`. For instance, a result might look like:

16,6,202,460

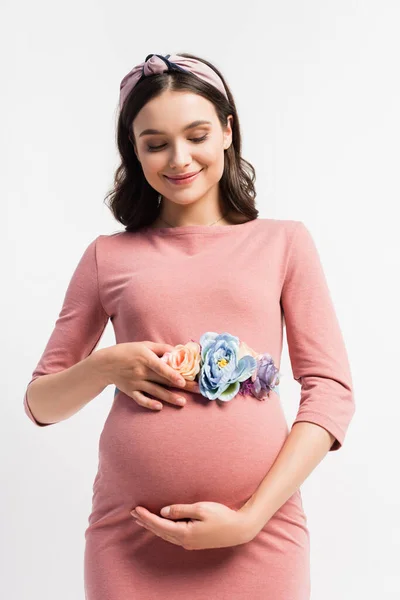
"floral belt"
115,332,280,402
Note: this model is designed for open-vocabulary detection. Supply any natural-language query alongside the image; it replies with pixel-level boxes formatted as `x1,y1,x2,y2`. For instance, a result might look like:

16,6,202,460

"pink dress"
23,218,355,600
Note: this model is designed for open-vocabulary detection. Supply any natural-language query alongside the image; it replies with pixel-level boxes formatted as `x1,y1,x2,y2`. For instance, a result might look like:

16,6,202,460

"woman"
23,53,355,599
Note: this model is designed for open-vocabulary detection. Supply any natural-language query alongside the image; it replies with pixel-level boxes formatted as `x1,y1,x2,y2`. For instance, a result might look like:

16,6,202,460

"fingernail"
177,397,186,405
161,506,171,517
176,378,186,387
130,510,138,518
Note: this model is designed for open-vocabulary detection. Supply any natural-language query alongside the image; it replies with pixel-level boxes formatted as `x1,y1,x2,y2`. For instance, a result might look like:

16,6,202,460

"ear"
223,115,233,151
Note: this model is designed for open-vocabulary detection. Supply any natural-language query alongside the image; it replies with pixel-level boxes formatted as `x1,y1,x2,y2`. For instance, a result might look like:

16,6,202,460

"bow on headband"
119,53,229,110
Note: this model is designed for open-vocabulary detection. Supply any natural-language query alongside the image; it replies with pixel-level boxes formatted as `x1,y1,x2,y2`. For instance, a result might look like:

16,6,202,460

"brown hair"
105,52,259,232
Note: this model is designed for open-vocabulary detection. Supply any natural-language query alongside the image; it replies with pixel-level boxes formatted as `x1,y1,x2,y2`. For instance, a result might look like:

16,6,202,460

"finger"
142,378,201,404
160,504,205,520
177,380,200,394
156,378,199,394
134,519,181,545
133,517,188,547
143,341,177,355
145,350,186,388
131,390,164,411
149,374,195,395
140,381,187,407
139,525,185,547
134,508,189,537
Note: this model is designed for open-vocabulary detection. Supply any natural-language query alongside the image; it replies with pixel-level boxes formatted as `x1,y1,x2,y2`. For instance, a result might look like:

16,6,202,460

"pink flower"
238,340,260,360
161,341,201,381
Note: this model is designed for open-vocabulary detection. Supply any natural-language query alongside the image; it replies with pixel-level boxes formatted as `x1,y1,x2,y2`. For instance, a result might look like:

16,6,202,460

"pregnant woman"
23,52,355,599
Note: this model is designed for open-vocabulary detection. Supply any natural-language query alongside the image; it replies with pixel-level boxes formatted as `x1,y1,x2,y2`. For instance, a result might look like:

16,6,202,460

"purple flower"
240,353,280,400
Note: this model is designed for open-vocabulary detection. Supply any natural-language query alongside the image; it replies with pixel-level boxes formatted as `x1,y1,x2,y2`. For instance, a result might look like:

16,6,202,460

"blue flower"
198,332,257,401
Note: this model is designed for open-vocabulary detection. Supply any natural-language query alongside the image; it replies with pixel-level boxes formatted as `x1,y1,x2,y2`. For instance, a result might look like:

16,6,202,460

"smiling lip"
164,170,202,180
164,170,203,185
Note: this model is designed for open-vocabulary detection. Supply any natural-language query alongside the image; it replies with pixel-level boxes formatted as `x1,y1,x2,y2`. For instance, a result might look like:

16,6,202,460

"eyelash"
147,134,209,152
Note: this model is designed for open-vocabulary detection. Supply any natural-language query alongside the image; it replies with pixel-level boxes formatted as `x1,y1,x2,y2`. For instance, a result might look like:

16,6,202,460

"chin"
161,185,211,202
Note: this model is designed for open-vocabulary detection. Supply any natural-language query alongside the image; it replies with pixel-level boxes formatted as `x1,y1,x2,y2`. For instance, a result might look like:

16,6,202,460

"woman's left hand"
130,501,258,550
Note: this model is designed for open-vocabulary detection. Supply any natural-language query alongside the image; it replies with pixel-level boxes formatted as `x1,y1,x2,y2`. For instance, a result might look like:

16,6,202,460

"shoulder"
95,229,144,249
91,230,148,271
255,217,305,242
255,219,317,275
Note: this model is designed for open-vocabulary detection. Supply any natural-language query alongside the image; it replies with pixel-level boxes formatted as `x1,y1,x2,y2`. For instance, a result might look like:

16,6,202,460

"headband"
119,53,229,111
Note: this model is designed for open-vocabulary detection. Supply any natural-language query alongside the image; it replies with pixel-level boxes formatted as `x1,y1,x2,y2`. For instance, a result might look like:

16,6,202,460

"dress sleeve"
280,221,355,451
23,236,110,427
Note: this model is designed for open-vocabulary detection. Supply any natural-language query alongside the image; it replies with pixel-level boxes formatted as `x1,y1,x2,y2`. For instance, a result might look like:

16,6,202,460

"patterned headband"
119,53,229,111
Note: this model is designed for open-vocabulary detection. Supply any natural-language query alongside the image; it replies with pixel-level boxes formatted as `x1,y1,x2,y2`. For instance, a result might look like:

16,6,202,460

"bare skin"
105,340,202,410
147,209,251,229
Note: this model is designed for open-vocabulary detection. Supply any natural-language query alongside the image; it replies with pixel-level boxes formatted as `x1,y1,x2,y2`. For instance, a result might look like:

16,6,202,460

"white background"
2,1,399,598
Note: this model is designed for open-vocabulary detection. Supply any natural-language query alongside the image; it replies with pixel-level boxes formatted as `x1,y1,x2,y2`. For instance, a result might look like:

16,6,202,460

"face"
131,90,233,208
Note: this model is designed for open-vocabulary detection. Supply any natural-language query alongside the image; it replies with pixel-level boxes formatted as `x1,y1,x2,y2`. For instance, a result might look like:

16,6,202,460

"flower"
160,341,201,381
238,340,260,362
250,352,280,400
198,332,258,401
156,331,280,404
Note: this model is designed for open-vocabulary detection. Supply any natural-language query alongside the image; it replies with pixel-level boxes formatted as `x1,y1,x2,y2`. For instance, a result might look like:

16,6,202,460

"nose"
168,142,192,170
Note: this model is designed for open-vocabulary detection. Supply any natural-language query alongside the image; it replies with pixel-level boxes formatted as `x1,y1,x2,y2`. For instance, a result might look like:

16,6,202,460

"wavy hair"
105,52,259,232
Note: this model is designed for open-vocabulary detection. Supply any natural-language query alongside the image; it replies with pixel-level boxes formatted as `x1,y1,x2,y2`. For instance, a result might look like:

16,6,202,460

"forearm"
242,422,335,533
25,348,113,425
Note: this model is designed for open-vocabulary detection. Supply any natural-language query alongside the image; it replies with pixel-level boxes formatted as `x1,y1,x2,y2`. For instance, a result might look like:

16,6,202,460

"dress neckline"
141,217,260,236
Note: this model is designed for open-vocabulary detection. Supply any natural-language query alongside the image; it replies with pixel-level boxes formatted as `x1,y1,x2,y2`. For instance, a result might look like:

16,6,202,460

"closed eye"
147,134,209,152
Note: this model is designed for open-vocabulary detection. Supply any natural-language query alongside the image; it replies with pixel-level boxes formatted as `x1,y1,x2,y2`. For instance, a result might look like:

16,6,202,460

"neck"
157,212,229,228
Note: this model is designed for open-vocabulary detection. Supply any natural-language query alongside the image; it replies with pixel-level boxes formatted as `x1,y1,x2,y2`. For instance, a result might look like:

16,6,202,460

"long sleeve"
23,236,110,427
280,221,355,451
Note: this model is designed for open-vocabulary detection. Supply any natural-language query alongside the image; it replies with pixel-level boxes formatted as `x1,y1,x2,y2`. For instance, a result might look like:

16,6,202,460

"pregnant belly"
88,389,290,523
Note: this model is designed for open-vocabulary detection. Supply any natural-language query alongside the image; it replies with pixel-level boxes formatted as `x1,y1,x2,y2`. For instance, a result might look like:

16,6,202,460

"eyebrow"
138,120,212,138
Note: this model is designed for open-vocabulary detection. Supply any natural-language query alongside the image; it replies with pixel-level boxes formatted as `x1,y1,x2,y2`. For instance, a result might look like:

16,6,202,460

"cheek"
142,155,164,175
199,145,221,165
201,148,225,179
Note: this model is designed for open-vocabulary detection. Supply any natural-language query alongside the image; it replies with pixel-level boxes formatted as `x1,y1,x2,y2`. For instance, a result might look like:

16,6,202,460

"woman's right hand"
102,341,200,410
